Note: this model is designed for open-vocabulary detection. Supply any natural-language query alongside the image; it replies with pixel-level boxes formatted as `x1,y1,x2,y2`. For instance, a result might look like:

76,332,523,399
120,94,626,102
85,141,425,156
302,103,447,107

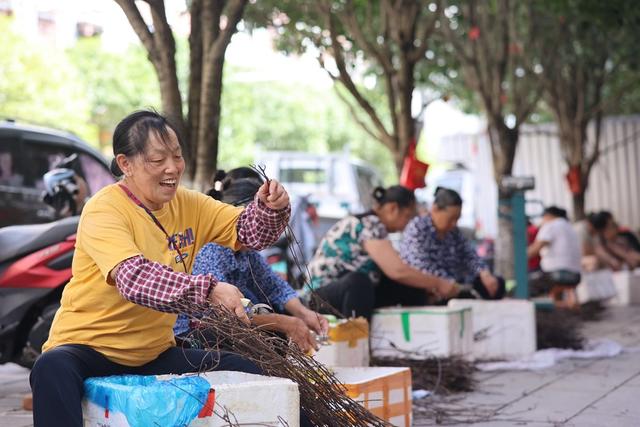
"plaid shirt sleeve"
236,195,290,250
114,255,215,313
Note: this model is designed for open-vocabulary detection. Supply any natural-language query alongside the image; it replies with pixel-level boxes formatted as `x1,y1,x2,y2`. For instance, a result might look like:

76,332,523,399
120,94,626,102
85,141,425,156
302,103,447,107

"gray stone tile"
566,383,640,426
0,412,33,427
495,388,607,423
549,356,640,392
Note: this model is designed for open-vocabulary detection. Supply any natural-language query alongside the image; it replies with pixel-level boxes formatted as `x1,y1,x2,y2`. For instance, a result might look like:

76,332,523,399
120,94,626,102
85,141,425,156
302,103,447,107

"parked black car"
0,119,114,228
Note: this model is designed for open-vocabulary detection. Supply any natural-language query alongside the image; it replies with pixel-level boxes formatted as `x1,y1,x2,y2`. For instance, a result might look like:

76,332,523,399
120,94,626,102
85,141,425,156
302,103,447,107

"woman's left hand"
299,308,329,335
480,270,499,297
257,179,289,210
284,316,317,353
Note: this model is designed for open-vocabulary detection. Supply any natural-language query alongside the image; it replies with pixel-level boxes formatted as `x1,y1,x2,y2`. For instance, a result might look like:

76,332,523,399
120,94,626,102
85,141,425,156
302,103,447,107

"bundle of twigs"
371,356,476,394
577,300,608,322
176,300,389,427
535,308,585,350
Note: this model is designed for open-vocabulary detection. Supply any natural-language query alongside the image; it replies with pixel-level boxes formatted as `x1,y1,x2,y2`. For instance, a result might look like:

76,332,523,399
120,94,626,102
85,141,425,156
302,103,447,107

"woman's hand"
436,278,460,299
208,282,250,325
283,316,317,353
298,308,329,336
284,298,329,335
257,179,289,210
479,270,499,297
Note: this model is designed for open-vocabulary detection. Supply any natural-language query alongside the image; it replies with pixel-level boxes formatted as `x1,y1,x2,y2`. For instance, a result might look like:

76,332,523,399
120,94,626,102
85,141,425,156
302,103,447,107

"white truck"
255,151,383,236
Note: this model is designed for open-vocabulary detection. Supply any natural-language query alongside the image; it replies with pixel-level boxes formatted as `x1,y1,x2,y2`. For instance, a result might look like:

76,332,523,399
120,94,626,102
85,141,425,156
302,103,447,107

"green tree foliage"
66,38,161,150
0,18,92,142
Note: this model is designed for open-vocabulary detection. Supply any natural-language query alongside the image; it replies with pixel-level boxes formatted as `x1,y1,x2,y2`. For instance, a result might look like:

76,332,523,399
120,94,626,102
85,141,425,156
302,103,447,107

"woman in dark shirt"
400,187,504,302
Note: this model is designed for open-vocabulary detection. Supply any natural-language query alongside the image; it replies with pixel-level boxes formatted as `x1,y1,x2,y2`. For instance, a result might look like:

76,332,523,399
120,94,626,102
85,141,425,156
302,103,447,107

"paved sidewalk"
2,306,639,427
0,362,31,427
413,305,640,426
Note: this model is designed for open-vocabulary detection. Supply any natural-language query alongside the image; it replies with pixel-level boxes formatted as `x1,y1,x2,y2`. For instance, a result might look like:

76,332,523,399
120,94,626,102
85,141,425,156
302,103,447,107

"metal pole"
512,191,529,299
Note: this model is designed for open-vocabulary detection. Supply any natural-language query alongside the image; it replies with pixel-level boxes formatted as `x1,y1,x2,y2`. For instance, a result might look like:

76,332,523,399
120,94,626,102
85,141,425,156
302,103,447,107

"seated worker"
575,212,623,271
590,210,640,269
306,185,458,320
528,206,581,306
29,111,291,427
174,168,329,354
400,187,505,302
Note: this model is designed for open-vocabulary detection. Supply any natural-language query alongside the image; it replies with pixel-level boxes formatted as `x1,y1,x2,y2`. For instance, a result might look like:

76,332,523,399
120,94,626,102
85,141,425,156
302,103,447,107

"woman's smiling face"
120,127,185,210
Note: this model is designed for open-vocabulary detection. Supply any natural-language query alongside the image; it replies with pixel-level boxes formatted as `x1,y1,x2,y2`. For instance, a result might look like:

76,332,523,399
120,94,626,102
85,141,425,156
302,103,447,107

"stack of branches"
176,300,389,427
371,355,476,394
535,308,585,350
577,300,608,322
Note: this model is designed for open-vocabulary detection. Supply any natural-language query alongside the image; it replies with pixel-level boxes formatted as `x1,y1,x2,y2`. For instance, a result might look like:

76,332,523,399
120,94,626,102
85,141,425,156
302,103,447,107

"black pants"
30,344,311,427
377,274,506,306
314,272,506,320
313,272,378,320
529,269,581,296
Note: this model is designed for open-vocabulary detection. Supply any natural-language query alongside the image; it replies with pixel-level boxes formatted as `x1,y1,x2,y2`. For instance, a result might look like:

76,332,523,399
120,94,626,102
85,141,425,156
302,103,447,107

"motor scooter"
0,216,78,368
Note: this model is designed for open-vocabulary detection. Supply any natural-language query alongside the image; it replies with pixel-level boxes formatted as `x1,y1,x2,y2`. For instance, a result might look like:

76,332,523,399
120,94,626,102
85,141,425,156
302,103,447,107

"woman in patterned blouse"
400,187,504,302
175,168,328,354
306,186,458,319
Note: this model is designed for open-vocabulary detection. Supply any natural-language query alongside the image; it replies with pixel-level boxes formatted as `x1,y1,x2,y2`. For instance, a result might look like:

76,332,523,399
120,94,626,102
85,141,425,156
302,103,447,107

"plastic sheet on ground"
476,339,623,371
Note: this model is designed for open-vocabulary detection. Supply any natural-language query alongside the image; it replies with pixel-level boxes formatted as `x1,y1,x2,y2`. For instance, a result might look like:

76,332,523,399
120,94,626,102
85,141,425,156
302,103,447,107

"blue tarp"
84,374,210,427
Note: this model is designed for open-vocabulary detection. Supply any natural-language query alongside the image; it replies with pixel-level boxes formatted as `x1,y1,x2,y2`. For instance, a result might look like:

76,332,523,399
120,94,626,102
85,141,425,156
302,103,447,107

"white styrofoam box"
576,269,618,304
607,270,640,306
370,306,473,360
333,366,412,427
447,299,536,360
190,371,299,427
313,317,370,367
82,371,299,427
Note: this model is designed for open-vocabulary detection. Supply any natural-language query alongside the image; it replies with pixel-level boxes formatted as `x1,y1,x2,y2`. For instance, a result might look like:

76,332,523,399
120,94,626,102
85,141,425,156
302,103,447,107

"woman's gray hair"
433,187,463,209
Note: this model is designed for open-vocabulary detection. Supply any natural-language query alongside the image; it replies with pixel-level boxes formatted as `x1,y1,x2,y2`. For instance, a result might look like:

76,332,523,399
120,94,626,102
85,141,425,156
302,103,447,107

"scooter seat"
0,216,79,264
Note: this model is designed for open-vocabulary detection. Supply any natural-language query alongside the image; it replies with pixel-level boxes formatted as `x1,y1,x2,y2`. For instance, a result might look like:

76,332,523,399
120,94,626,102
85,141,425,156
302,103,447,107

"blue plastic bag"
84,374,210,427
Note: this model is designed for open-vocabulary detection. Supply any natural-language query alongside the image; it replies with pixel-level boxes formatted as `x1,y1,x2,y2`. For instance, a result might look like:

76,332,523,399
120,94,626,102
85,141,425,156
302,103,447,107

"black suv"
0,120,114,228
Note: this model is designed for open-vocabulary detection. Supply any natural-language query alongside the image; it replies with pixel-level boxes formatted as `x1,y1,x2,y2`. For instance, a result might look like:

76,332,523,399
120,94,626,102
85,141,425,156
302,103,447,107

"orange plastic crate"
333,367,412,427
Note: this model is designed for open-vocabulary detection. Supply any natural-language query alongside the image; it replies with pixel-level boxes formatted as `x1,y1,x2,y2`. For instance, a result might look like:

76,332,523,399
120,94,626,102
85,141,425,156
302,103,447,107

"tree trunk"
185,0,204,184
393,147,404,177
572,190,586,221
155,61,185,142
193,56,224,191
395,55,416,179
495,208,515,280
557,122,590,221
489,121,520,280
